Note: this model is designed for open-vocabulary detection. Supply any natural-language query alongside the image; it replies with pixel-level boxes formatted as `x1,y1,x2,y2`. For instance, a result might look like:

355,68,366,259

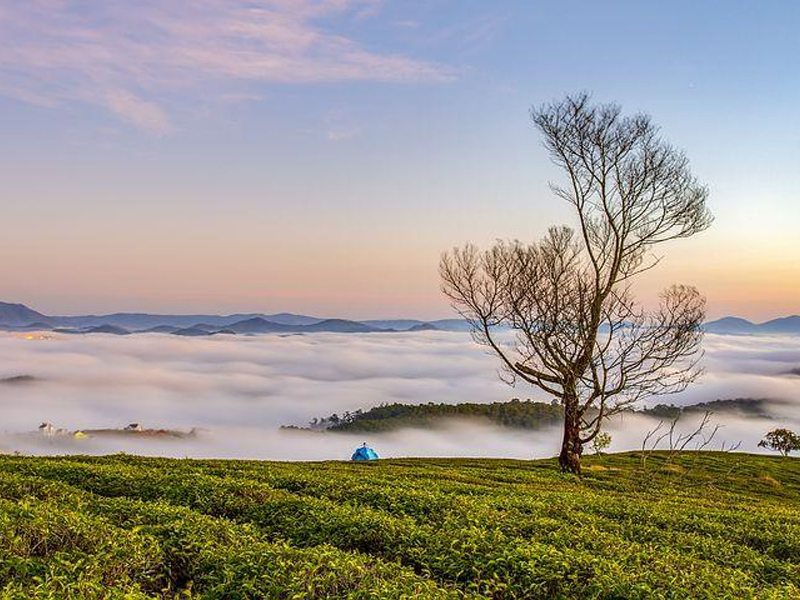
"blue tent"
351,443,379,461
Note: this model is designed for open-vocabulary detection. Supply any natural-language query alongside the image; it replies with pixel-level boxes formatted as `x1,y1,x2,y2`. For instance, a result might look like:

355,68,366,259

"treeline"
294,397,772,434
643,398,773,420
310,399,563,433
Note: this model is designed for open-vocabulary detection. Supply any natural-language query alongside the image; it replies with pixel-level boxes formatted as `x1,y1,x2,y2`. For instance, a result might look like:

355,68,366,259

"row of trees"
303,400,798,457
306,399,564,433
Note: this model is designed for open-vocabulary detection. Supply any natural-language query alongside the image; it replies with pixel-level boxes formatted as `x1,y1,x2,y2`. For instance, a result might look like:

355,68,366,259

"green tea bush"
0,452,798,599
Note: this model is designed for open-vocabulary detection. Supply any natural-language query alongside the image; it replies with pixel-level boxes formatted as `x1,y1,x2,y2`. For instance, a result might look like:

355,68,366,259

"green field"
1,452,799,599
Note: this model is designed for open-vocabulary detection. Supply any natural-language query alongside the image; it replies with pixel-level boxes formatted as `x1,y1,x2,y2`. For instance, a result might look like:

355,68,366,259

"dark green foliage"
298,398,776,433
643,398,774,420
0,452,799,598
759,428,800,456
311,399,565,432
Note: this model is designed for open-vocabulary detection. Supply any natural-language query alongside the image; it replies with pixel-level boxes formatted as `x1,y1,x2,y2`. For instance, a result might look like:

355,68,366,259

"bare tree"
640,411,721,471
638,412,742,486
440,93,712,475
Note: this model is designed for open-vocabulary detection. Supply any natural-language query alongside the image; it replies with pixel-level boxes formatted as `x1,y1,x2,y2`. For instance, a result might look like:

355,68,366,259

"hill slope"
0,452,798,598
705,315,800,334
0,301,47,326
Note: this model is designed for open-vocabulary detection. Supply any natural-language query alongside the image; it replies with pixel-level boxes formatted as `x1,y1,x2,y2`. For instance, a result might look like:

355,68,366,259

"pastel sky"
1,0,798,320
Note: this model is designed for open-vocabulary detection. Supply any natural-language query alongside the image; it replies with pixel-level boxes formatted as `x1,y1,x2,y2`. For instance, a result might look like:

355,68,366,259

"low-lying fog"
1,331,799,460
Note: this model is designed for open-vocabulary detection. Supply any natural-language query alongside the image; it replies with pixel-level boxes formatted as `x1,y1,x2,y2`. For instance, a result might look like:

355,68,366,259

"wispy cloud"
106,90,173,135
0,0,455,133
425,12,506,51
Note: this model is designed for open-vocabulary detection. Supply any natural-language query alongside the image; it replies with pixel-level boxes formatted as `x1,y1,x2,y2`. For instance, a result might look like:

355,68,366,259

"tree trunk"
559,397,583,475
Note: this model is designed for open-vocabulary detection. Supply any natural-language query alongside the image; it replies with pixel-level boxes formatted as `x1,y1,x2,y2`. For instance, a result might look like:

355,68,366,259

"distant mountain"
0,321,56,332
6,299,799,336
362,319,426,331
22,321,55,331
44,311,324,330
430,319,473,332
705,315,800,335
224,317,377,334
170,326,237,337
185,323,218,332
409,322,440,332
362,319,470,332
172,327,216,337
49,312,264,329
1,300,457,334
0,302,48,326
0,303,329,332
83,324,130,335
704,317,756,334
302,319,378,333
760,315,800,334
224,318,295,334
262,313,325,326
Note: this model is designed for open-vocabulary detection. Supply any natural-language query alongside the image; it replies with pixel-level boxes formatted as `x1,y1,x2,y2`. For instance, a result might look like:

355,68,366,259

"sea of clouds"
1,331,799,460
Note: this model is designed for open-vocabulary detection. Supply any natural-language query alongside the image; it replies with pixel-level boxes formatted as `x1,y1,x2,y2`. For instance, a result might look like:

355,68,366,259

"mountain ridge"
3,301,800,335
0,301,452,335
704,315,800,334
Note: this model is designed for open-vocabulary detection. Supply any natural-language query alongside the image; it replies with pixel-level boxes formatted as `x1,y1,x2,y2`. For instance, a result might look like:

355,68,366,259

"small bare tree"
640,411,721,471
440,93,712,475
638,412,742,486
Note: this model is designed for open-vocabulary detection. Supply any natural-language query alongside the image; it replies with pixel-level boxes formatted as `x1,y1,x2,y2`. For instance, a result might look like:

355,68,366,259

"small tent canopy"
351,442,378,461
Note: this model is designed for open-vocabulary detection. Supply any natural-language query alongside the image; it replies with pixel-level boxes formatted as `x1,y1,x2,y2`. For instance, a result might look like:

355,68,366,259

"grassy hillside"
0,452,799,599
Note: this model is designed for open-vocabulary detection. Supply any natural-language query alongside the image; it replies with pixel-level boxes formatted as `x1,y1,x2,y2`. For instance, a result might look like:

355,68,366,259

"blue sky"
1,1,799,319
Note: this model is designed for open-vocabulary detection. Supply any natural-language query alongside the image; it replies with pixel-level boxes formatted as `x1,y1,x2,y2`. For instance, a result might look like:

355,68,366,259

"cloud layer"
0,0,454,133
1,331,799,459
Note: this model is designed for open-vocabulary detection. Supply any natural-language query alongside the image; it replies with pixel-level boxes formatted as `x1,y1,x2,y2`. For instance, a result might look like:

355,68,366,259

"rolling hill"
0,452,798,598
0,301,448,334
705,315,800,334
296,397,779,433
0,302,47,326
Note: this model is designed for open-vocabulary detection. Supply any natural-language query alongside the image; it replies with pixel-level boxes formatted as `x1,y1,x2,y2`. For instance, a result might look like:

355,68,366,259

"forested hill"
313,399,563,433
294,397,774,433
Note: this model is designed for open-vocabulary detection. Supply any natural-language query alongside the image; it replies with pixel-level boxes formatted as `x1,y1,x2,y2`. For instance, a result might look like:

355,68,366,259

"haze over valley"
2,326,799,460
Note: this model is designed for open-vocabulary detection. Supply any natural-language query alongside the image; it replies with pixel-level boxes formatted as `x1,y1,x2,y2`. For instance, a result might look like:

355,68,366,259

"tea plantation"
0,452,798,599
